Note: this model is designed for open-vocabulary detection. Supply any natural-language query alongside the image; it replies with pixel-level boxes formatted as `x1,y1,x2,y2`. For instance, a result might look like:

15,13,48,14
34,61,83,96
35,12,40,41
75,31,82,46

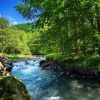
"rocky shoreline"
0,56,13,76
0,56,32,100
40,59,100,79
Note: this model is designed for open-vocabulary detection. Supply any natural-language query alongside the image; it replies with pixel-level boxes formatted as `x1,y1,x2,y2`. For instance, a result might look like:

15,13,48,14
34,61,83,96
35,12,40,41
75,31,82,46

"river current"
12,57,100,100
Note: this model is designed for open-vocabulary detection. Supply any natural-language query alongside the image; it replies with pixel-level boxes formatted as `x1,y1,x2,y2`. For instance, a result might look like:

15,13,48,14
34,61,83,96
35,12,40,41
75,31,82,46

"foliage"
46,53,100,70
13,23,36,32
0,0,100,71
15,0,100,70
46,53,67,61
16,0,100,55
0,53,33,60
28,31,41,54
0,17,9,29
83,54,100,68
0,27,31,54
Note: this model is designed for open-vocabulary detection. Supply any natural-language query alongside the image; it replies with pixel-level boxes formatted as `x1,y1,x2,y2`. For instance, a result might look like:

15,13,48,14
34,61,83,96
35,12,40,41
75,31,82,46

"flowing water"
12,57,100,100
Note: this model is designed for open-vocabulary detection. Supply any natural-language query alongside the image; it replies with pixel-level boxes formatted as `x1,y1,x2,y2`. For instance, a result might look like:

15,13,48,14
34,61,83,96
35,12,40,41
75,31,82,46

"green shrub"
46,53,67,61
79,54,100,69
86,55,100,68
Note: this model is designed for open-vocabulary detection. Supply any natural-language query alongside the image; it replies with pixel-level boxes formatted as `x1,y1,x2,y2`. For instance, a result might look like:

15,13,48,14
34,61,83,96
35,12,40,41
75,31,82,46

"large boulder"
0,56,32,100
0,76,32,100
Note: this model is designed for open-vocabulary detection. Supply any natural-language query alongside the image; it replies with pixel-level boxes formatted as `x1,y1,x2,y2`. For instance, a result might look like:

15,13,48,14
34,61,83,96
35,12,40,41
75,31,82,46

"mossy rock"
0,76,32,100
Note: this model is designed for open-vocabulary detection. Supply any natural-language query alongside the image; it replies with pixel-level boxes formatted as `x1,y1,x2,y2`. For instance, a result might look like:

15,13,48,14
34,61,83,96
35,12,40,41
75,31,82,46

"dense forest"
0,0,100,70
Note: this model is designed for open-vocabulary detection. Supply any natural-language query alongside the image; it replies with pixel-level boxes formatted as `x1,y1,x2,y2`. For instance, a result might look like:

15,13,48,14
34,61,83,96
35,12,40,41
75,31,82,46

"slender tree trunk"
96,19,100,32
95,5,100,32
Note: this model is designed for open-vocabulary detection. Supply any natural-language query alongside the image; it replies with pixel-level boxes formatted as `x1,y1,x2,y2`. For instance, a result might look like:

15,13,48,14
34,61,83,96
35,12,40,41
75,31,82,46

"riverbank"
40,53,100,78
0,56,32,100
0,53,34,61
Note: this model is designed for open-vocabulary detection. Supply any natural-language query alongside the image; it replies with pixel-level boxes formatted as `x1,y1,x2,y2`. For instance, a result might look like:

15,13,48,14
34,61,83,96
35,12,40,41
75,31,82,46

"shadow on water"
12,57,100,100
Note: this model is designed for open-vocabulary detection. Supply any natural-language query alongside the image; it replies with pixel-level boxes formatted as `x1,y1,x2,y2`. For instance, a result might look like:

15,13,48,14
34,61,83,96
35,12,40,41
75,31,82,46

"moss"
46,53,100,71
0,76,32,100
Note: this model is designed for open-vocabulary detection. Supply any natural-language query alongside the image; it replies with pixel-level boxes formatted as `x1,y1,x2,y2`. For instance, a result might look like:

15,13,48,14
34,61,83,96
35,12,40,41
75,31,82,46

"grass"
46,53,68,61
46,53,100,70
0,53,33,60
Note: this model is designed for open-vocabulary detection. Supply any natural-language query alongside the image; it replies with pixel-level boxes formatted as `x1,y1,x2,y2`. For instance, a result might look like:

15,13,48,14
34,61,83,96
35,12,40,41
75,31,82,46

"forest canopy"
16,0,100,56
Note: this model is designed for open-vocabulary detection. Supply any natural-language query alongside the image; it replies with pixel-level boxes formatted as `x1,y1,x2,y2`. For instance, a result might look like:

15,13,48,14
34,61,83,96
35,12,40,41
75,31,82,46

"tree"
13,22,36,32
0,27,31,54
0,17,9,29
16,0,100,56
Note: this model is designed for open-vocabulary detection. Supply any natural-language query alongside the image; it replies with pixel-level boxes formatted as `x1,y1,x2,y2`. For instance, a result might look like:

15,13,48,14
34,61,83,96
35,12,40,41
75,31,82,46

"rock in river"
0,56,32,100
0,76,32,100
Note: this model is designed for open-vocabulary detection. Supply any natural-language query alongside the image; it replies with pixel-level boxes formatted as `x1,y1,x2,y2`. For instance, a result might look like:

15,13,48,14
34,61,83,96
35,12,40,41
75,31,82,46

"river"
12,57,100,100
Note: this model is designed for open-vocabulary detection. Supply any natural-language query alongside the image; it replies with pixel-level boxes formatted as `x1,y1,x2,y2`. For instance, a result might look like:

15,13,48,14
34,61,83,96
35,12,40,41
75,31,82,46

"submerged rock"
0,76,32,100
